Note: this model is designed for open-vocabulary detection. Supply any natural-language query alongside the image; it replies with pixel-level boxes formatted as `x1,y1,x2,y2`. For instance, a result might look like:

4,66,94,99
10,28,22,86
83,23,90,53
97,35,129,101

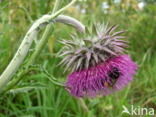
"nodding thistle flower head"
58,23,137,97
67,55,137,97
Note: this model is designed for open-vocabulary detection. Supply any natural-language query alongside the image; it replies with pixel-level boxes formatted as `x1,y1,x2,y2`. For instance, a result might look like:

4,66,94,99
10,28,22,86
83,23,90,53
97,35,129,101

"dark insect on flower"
108,67,120,80
58,23,137,97
108,67,120,86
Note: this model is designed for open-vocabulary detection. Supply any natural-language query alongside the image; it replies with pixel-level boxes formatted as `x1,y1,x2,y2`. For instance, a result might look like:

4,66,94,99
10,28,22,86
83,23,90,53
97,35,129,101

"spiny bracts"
58,23,127,72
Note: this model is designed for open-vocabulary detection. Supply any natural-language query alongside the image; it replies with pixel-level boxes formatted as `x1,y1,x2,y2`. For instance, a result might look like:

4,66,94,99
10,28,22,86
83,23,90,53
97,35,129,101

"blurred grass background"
0,0,156,117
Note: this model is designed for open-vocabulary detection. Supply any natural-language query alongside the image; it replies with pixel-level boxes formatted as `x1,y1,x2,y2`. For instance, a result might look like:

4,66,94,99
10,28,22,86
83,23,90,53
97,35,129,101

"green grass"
0,0,156,117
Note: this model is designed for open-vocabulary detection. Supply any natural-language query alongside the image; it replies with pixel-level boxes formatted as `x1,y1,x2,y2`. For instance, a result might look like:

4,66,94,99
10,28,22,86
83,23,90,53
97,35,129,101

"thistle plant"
0,0,137,99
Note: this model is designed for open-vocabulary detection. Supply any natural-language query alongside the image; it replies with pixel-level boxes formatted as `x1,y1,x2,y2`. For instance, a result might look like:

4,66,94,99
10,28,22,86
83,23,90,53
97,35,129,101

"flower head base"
66,55,137,97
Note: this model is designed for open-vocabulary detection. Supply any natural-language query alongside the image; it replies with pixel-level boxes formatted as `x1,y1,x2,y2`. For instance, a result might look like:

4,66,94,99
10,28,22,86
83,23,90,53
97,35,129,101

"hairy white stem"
0,15,85,91
55,15,85,32
0,31,38,88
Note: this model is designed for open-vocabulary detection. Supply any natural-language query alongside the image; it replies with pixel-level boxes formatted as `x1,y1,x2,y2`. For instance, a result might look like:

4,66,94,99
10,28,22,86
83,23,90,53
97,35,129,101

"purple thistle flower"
58,23,138,97
66,55,137,97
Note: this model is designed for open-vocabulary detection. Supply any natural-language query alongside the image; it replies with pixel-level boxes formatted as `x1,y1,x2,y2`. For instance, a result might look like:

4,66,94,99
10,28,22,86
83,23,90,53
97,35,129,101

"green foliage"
0,0,156,117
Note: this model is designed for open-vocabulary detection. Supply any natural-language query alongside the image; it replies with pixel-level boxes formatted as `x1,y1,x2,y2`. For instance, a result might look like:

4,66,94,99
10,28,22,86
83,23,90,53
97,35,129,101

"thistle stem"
52,0,62,13
0,0,80,93
1,15,85,94
27,0,62,65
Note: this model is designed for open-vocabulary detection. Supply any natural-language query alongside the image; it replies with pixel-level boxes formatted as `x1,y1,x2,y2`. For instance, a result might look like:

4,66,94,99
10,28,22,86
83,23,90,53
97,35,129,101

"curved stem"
55,15,85,33
0,15,85,93
0,0,80,92
1,15,85,94
27,15,85,65
0,30,38,91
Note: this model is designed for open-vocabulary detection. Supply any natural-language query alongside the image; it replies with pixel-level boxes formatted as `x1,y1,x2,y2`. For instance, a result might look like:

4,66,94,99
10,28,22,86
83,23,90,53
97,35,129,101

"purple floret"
66,55,137,97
